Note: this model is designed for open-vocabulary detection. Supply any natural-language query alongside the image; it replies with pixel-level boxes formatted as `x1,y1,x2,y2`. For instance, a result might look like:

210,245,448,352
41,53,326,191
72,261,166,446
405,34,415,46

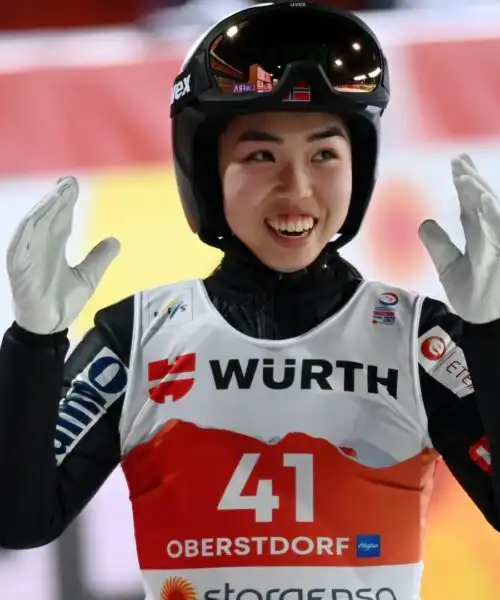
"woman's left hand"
419,153,500,324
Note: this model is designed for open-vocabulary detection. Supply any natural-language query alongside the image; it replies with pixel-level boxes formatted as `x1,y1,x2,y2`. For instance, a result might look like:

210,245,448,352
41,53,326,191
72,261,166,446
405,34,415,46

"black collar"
206,241,363,297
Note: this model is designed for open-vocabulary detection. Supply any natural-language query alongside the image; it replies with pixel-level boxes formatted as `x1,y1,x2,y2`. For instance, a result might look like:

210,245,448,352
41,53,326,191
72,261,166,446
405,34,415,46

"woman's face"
218,111,352,273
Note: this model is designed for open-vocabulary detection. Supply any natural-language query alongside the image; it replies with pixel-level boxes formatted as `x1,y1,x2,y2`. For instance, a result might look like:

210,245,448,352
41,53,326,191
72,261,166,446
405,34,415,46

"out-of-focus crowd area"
1,0,499,32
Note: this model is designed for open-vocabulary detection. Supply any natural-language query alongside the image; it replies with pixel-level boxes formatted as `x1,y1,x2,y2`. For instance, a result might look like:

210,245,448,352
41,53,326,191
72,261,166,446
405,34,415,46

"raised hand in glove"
6,177,120,335
419,154,500,324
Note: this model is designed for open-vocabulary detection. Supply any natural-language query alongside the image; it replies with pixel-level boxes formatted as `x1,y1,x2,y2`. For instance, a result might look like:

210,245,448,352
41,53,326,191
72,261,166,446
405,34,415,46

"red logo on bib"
420,336,446,361
161,577,197,600
148,353,196,403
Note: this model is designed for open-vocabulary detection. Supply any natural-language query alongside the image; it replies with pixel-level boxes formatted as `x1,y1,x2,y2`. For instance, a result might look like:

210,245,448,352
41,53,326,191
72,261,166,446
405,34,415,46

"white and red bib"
120,279,436,600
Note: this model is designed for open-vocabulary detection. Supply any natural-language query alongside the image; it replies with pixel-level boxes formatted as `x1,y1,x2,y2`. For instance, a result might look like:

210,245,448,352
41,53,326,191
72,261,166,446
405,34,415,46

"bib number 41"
217,453,314,523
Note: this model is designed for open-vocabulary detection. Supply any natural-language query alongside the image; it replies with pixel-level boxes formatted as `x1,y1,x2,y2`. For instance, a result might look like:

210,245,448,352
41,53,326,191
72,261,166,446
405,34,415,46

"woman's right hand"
6,176,120,334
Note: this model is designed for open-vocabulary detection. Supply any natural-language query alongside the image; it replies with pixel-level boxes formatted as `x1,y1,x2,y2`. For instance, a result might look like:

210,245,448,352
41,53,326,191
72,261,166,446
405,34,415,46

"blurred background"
1,0,500,598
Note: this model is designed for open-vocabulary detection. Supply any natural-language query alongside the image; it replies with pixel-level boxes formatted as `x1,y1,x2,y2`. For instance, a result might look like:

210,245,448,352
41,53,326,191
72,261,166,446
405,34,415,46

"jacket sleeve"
419,297,500,530
0,295,134,549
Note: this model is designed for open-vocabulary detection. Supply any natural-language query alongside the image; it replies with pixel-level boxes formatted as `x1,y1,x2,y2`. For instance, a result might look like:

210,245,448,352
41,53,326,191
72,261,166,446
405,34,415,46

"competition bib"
120,280,434,600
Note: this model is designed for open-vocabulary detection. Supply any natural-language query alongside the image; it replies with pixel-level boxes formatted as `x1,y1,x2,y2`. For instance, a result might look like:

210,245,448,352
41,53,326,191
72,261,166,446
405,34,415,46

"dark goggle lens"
209,9,382,98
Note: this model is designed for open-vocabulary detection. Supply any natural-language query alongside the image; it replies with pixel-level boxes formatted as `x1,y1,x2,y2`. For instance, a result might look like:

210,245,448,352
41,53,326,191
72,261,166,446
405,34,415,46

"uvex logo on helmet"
172,74,192,102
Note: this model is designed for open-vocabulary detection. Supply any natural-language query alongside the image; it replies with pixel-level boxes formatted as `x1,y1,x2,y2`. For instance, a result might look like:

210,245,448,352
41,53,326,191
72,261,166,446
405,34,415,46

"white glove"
419,153,500,324
6,177,120,335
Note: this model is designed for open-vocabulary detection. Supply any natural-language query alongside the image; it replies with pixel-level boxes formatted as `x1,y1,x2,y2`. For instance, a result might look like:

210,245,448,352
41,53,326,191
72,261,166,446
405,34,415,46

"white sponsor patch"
418,325,474,398
55,346,128,464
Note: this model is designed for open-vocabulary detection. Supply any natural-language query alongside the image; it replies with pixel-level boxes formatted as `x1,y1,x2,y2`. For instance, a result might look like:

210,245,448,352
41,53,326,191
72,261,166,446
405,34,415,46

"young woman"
1,3,500,600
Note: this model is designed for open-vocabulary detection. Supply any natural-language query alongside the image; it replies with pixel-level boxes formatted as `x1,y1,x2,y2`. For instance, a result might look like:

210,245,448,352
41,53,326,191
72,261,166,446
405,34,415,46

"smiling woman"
218,112,352,272
3,4,500,600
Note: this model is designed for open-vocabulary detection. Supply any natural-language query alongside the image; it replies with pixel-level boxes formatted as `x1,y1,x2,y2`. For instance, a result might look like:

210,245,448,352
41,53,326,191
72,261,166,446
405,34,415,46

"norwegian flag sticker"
283,81,311,102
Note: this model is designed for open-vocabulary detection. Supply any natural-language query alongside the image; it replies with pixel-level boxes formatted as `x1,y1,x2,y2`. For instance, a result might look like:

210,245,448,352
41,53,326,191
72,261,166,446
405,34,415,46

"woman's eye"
244,150,274,162
313,149,337,161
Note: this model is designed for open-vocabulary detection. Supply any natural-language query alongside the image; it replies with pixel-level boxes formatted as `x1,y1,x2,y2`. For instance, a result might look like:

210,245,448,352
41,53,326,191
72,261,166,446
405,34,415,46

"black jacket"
0,244,499,548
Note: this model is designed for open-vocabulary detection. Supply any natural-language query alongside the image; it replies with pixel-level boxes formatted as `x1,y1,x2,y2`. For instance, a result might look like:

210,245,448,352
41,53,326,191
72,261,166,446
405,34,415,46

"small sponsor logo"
356,534,381,558
153,296,187,321
420,335,446,361
372,292,398,325
378,293,399,306
161,577,197,600
470,436,491,474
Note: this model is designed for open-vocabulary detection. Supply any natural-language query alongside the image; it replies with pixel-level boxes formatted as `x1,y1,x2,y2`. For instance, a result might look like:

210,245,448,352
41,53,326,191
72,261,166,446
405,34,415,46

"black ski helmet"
170,1,390,250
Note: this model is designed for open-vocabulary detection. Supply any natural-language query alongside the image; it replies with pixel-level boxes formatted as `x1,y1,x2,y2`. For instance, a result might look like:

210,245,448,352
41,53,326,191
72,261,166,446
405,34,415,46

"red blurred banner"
1,33,500,176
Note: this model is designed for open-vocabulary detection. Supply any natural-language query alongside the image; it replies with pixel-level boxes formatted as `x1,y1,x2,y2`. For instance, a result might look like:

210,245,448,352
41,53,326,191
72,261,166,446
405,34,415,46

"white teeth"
267,217,315,233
